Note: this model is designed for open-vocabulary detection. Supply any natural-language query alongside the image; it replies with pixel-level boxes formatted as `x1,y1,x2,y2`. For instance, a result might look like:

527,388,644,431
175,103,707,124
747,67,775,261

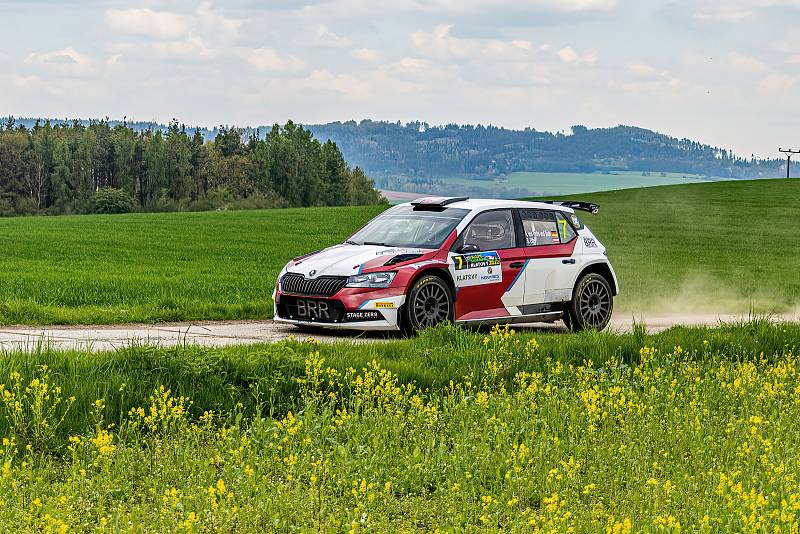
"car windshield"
348,206,469,249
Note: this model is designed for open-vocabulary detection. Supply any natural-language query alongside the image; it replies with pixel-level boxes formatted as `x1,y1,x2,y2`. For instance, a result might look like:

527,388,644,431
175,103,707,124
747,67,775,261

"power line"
779,148,800,178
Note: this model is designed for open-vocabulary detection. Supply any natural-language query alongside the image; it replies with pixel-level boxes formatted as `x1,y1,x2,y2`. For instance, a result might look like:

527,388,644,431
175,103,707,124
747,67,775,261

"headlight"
346,271,397,288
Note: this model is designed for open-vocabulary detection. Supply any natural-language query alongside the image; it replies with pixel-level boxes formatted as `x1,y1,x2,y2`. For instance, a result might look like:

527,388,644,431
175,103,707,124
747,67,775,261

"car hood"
287,244,435,278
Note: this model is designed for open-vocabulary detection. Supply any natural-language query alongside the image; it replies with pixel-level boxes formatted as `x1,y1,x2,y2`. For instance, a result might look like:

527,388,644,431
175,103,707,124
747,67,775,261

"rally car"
273,197,618,333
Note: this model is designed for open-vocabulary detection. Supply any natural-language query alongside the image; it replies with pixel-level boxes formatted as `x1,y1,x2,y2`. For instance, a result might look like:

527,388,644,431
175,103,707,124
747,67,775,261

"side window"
519,209,562,246
461,210,516,251
555,212,577,243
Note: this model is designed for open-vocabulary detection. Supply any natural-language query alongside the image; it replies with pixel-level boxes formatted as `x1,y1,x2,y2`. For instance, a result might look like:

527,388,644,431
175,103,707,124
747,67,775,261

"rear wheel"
402,275,454,334
565,273,613,331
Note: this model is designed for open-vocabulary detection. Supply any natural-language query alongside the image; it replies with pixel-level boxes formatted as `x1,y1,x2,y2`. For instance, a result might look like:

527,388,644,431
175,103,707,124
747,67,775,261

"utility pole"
779,148,800,178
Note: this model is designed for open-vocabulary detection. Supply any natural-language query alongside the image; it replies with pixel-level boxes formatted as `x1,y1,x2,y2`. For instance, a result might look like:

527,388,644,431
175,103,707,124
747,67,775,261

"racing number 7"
558,219,568,242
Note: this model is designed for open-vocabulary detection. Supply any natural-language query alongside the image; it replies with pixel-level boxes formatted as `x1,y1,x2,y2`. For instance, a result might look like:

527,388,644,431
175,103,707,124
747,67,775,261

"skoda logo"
308,270,317,277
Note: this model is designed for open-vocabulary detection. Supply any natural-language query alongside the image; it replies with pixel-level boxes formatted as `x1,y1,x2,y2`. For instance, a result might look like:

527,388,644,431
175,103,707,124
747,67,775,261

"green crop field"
442,170,711,195
0,178,797,326
0,321,799,530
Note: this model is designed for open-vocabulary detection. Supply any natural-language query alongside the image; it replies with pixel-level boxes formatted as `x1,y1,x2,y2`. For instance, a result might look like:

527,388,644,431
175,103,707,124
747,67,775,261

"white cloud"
727,52,767,72
300,69,371,99
627,62,657,77
351,47,382,63
692,0,800,22
104,3,240,43
24,47,96,77
196,2,242,40
785,54,800,64
426,0,618,12
756,73,795,93
26,47,91,66
693,5,752,21
243,47,306,72
150,37,211,60
105,8,188,39
557,46,597,64
411,24,535,62
314,24,352,48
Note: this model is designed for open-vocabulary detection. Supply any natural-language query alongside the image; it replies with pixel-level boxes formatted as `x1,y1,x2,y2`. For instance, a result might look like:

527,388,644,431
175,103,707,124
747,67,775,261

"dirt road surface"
1,313,798,352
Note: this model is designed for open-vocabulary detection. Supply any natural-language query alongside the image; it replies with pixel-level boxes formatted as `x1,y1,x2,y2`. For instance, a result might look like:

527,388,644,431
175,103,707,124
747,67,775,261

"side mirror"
457,243,480,254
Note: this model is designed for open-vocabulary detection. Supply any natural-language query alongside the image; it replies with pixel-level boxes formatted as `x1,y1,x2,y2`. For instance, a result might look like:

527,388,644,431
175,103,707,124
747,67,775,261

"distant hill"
307,121,783,180
6,117,786,185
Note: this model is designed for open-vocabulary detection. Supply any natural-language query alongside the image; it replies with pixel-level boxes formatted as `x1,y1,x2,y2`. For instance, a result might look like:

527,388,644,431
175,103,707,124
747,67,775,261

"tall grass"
0,322,799,530
1,321,798,440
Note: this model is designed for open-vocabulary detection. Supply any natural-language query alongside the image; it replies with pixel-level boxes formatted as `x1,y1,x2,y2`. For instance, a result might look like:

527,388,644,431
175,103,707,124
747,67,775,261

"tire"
402,274,454,334
564,273,614,331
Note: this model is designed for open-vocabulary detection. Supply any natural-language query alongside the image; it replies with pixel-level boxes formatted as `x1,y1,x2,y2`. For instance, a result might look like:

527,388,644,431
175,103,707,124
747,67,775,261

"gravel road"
1,313,798,352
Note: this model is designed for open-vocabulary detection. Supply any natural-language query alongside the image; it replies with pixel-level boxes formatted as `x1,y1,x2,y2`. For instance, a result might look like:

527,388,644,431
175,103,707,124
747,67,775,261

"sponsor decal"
374,248,425,256
452,251,501,271
583,237,598,248
345,310,382,321
374,301,395,309
525,229,558,246
451,251,502,287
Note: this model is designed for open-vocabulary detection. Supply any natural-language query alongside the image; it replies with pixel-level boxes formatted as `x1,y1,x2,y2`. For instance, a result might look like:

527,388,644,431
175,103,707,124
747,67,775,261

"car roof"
400,197,575,213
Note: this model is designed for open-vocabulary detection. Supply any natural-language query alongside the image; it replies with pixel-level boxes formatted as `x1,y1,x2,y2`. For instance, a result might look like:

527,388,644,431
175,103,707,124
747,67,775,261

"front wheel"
402,275,454,334
564,273,613,331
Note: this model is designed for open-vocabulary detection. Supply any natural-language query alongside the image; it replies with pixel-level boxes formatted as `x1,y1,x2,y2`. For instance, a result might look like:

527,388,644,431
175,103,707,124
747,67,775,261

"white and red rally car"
274,197,618,333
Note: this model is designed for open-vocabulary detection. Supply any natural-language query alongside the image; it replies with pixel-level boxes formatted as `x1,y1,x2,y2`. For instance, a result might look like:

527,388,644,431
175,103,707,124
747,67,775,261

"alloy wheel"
579,279,611,328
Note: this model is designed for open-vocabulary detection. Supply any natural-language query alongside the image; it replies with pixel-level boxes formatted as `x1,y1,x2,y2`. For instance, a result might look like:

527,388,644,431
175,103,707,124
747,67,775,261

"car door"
517,209,581,311
448,209,528,321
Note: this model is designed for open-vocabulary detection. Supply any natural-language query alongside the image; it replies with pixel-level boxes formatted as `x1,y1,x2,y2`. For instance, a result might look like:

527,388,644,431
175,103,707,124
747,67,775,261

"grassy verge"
0,322,799,530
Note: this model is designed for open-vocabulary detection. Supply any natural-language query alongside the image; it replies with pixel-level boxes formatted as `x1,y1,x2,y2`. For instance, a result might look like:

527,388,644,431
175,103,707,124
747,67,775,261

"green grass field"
0,206,384,325
562,179,800,314
442,170,711,195
0,321,799,530
0,178,797,325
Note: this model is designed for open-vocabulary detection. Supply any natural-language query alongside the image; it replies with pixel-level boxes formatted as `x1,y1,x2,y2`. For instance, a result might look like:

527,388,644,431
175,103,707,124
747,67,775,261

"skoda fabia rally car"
274,197,618,333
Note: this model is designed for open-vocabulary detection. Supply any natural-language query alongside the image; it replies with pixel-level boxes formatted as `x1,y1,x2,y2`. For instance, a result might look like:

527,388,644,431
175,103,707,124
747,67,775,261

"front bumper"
273,287,406,331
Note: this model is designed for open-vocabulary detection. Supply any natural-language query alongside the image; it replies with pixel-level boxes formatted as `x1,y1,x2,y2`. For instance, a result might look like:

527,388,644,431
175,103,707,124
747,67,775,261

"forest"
0,118,384,217
308,121,785,180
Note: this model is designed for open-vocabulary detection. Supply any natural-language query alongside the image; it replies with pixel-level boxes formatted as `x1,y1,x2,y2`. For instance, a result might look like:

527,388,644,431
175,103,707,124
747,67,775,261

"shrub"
91,187,135,214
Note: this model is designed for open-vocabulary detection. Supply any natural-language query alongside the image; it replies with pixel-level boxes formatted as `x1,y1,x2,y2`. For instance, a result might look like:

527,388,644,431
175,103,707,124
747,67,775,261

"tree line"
0,118,384,216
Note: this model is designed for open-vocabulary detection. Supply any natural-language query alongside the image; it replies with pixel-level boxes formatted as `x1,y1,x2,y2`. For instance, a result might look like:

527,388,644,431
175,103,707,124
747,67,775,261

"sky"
1,0,798,158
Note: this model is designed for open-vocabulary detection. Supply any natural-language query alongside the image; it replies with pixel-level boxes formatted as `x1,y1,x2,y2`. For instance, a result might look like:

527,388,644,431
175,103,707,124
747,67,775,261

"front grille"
280,273,348,297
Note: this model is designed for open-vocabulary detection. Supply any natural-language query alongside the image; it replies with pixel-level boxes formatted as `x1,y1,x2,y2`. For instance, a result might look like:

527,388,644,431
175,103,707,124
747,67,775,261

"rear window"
519,209,577,246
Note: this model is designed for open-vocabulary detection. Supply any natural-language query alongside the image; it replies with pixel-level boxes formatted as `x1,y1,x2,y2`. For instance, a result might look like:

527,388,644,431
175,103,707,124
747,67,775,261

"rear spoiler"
411,196,469,211
540,201,600,215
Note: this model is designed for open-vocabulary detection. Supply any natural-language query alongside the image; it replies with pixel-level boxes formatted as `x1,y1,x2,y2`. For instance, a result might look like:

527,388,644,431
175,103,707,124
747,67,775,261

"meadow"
0,320,799,531
0,178,797,325
563,179,800,315
0,205,384,325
